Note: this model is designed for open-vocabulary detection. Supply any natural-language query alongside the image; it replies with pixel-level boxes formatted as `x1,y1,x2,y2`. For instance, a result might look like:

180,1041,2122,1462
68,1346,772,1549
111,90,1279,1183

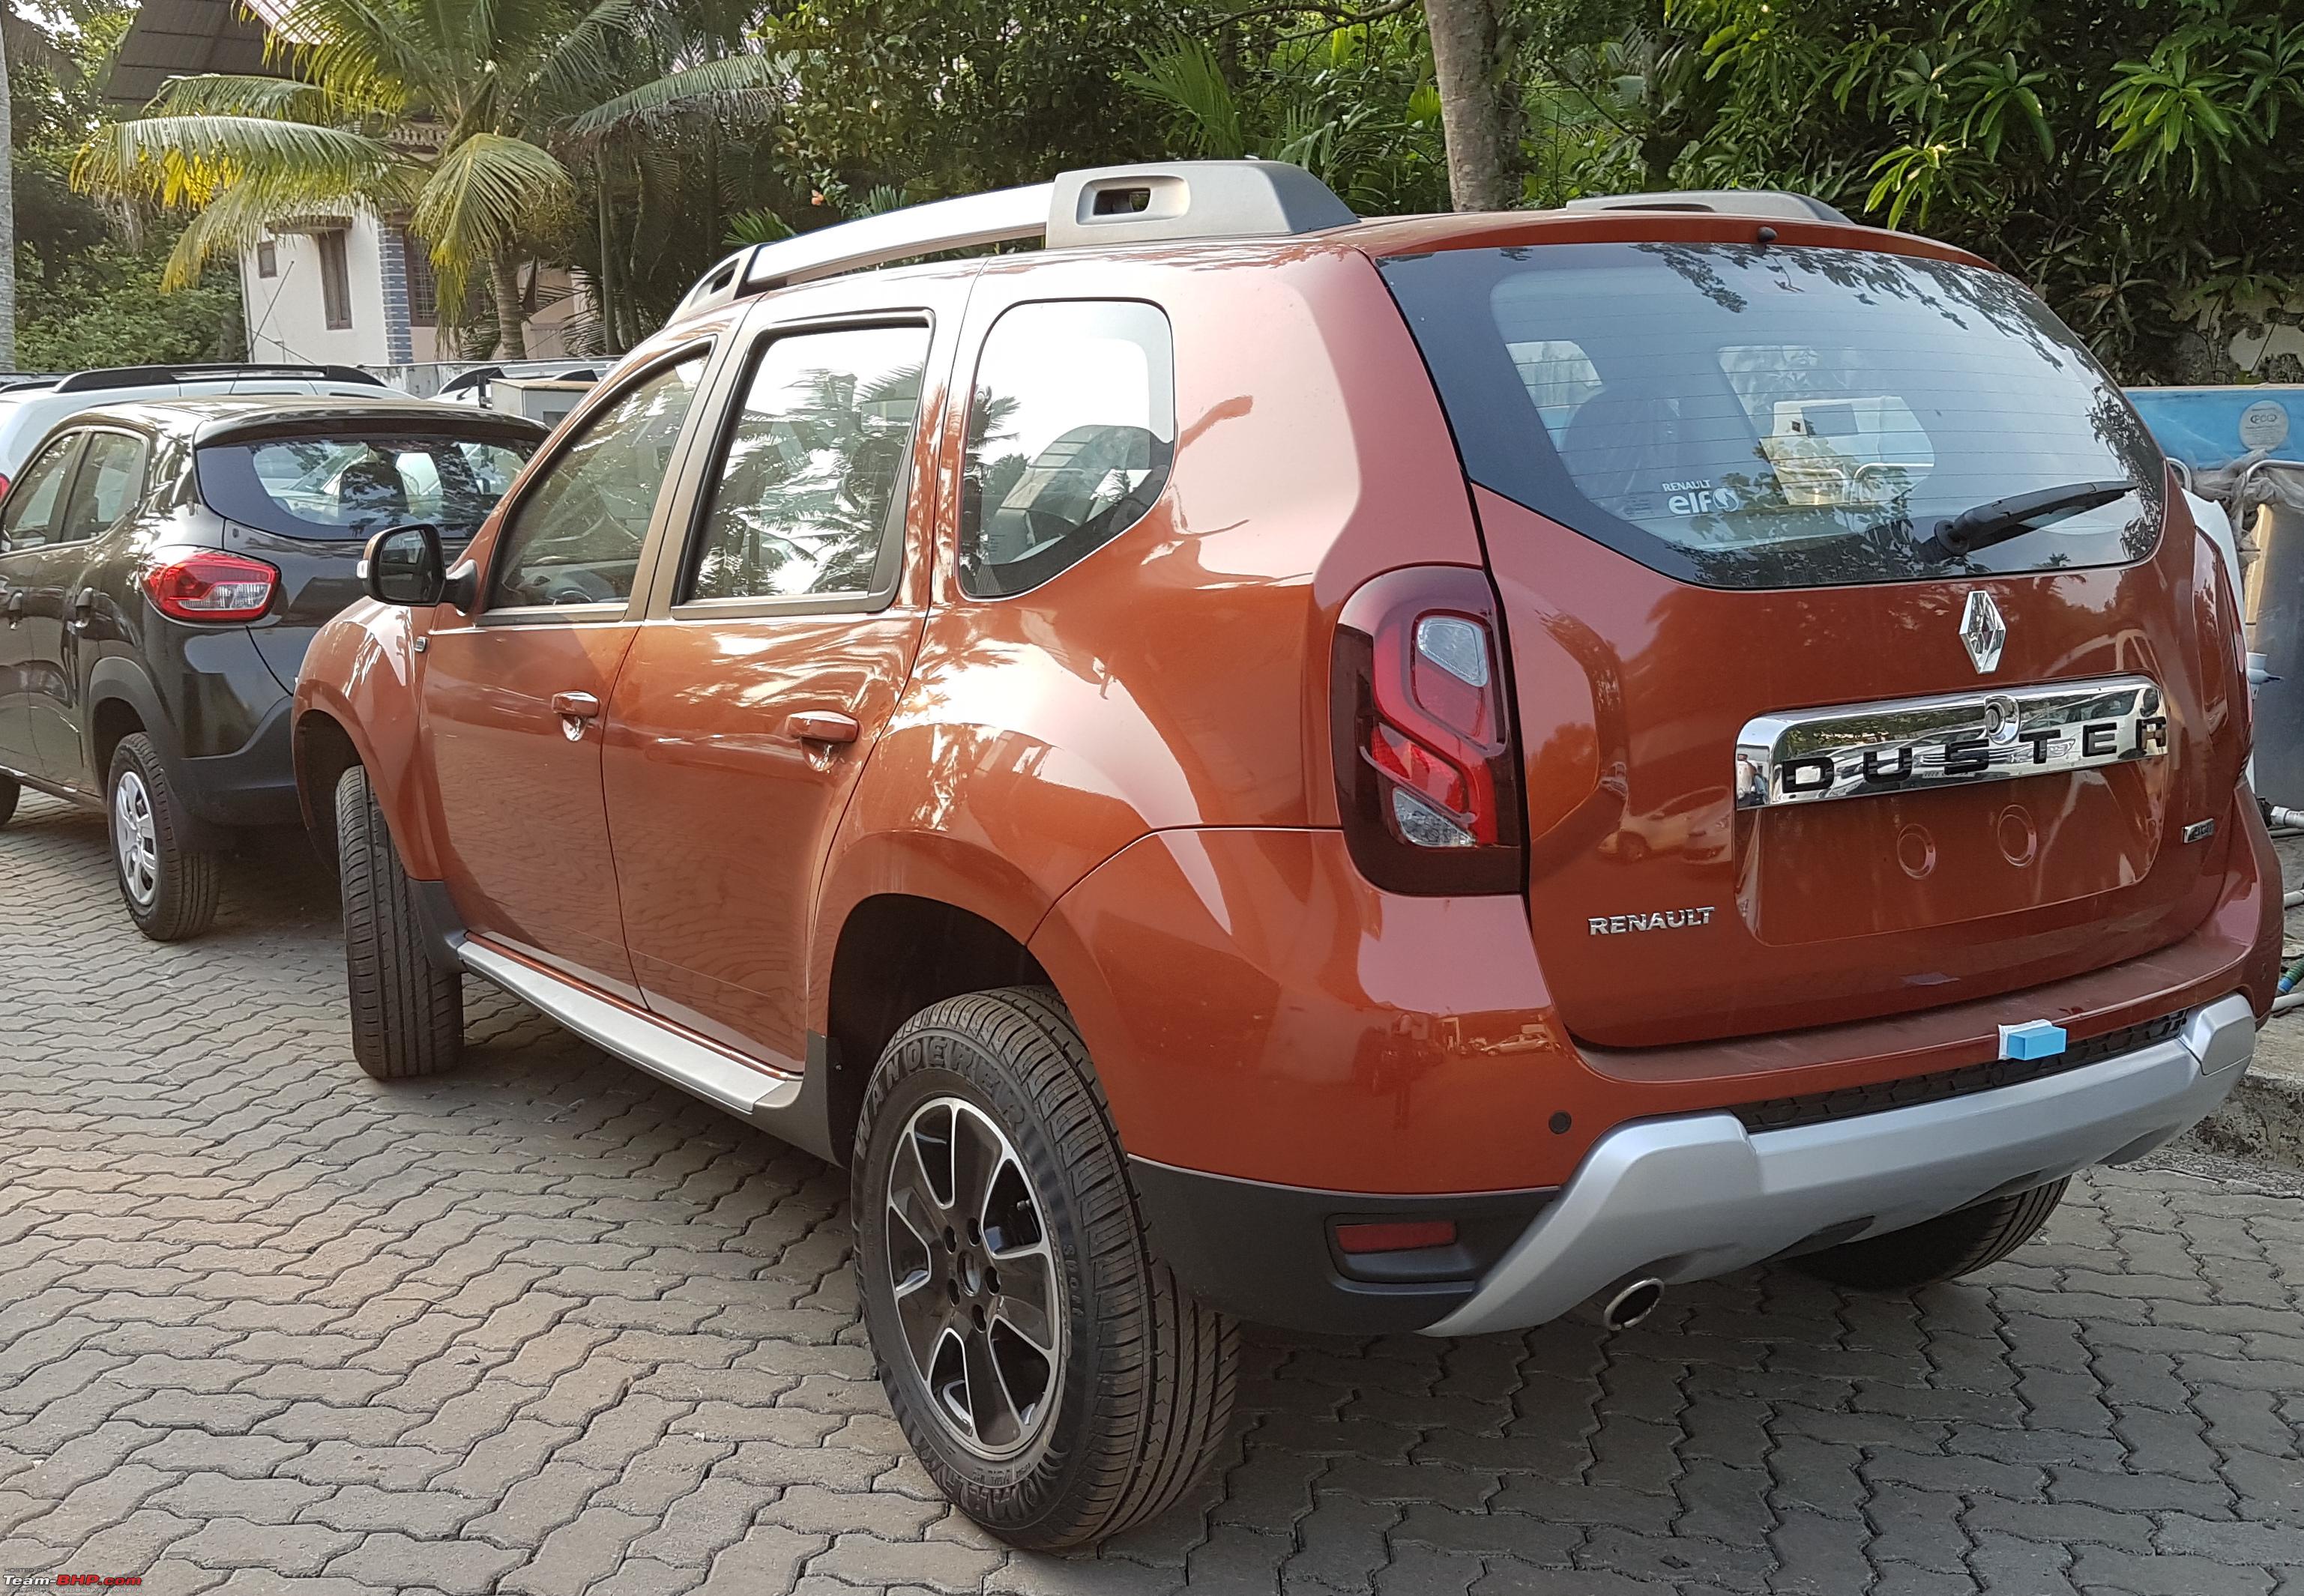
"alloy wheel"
884,1095,1064,1460
113,770,160,908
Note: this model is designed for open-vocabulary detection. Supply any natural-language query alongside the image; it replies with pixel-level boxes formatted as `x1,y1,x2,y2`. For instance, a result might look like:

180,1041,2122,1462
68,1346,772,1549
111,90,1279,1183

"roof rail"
52,363,387,394
675,160,1357,320
1561,190,1854,226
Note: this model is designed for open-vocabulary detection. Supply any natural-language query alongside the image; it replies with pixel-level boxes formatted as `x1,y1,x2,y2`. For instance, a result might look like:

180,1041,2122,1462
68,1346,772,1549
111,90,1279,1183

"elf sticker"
1664,480,1743,516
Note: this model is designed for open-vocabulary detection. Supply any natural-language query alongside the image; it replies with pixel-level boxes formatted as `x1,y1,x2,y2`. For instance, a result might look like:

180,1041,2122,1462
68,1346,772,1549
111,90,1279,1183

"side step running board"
459,938,803,1117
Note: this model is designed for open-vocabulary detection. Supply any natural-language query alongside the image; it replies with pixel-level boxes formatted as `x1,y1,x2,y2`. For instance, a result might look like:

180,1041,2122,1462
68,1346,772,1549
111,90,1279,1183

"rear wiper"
1920,479,2138,560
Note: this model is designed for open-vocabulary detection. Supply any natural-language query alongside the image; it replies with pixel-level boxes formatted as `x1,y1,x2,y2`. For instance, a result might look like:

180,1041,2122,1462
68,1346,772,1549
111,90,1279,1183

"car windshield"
196,433,536,542
1380,241,2165,589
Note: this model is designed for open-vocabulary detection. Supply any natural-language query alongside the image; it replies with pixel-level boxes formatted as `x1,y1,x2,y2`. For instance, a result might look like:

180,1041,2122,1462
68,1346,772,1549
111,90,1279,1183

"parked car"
0,363,393,489
292,161,2276,1548
0,397,547,937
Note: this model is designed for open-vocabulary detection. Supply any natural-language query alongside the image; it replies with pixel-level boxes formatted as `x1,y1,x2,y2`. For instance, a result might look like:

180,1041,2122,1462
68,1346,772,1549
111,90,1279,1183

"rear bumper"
1424,992,2255,1336
1137,994,2253,1336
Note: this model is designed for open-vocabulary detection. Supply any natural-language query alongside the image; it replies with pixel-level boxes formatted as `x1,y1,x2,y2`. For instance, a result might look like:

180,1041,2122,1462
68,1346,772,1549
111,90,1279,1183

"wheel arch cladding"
820,892,1051,1166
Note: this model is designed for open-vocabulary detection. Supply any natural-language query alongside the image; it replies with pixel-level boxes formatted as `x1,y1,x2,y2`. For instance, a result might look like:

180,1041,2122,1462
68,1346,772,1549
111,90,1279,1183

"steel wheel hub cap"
113,771,159,908
884,1097,1063,1460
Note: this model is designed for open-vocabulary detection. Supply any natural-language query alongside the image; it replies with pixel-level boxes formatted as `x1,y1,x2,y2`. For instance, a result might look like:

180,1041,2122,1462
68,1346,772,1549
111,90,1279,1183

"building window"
256,241,277,279
401,232,438,327
318,229,353,330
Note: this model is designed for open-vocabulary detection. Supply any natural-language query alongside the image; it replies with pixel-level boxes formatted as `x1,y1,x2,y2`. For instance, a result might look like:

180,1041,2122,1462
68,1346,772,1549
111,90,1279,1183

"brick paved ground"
2,790,2301,1595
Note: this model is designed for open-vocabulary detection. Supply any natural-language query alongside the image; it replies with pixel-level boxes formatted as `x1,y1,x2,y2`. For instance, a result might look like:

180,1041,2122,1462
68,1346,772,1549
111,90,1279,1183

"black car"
0,397,548,938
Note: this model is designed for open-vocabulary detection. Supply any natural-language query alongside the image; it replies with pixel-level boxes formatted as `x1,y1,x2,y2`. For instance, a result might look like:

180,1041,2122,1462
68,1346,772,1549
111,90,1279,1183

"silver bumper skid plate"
1426,994,2255,1336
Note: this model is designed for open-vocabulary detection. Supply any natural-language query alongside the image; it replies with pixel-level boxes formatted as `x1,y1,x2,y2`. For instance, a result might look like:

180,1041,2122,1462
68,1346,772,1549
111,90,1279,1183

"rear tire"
0,772,17,828
109,734,218,942
337,764,462,1080
853,986,1237,1550
1794,1177,2069,1289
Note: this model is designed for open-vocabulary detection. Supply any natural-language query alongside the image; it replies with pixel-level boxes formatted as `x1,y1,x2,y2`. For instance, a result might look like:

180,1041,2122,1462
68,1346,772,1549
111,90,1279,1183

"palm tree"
1,8,16,372
76,0,778,357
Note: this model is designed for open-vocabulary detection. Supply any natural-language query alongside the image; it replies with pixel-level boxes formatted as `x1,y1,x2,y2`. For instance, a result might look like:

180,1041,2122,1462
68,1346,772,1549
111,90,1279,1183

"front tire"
109,734,218,942
853,987,1237,1550
1794,1177,2069,1290
337,764,462,1080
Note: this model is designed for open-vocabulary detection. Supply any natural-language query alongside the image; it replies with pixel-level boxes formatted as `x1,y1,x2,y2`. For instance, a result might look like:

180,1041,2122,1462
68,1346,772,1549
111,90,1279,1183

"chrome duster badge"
1734,676,2169,810
1959,590,2006,674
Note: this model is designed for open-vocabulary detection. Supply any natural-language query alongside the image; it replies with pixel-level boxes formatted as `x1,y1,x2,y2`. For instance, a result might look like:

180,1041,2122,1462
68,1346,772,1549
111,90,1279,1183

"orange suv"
294,161,2276,1547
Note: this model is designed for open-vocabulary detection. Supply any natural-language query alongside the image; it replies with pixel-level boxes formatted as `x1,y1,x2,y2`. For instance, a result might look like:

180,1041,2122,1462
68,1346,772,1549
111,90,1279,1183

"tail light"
0,474,10,501
1331,566,1524,895
144,548,279,623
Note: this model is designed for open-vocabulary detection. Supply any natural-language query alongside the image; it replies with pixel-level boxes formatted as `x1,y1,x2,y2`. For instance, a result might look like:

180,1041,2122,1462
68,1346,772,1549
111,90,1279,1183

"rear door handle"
788,710,860,746
69,587,94,629
4,591,21,621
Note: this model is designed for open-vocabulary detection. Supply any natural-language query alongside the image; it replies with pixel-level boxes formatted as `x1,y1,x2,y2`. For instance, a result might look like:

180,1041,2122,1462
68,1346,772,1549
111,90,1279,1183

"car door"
419,343,717,1000
28,429,149,788
600,292,956,1065
0,433,87,782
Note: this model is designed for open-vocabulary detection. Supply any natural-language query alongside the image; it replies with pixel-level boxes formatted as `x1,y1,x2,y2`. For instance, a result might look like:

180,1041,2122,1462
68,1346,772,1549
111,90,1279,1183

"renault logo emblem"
1959,590,2006,674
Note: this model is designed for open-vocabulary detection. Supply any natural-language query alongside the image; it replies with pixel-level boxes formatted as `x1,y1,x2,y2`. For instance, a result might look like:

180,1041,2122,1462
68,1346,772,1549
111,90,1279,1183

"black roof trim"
52,363,388,395
191,405,552,448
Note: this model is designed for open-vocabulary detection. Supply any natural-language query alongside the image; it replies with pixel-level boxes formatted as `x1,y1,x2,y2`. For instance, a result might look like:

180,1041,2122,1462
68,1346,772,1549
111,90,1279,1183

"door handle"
4,591,21,622
551,691,601,741
788,710,860,746
69,588,94,629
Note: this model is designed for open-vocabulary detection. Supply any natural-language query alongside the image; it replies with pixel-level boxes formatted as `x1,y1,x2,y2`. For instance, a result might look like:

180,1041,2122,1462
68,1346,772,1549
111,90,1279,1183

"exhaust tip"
1602,1278,1665,1331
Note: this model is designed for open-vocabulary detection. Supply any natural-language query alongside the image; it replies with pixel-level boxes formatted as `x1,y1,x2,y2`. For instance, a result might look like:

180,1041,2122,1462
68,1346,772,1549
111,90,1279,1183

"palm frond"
725,207,794,247
1124,36,1249,160
564,52,791,141
160,178,378,289
264,0,432,112
143,72,396,123
75,115,400,209
408,131,574,310
525,0,647,112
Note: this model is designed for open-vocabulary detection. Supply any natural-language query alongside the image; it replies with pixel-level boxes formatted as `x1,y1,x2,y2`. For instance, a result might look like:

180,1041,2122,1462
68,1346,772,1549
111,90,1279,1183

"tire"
852,986,1237,1550
0,772,17,829
1794,1177,2070,1290
337,764,462,1080
108,734,219,942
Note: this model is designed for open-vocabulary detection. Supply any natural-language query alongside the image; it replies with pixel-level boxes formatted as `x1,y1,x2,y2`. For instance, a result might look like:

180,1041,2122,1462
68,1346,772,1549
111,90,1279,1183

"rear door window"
1,438,81,551
55,432,148,543
489,352,707,610
959,300,1174,599
1382,243,2165,589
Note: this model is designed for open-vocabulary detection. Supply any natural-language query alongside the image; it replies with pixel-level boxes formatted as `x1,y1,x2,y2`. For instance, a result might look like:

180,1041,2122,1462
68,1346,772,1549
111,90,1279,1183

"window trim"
477,337,719,626
317,229,353,331
52,427,151,546
666,312,935,623
955,296,1177,603
0,434,90,555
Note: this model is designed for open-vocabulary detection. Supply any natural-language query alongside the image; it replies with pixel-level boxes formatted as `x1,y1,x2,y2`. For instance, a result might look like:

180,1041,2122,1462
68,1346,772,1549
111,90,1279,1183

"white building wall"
240,214,392,367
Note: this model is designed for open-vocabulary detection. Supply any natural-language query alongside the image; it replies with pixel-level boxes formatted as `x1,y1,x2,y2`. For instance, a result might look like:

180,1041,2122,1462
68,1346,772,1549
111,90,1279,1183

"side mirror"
362,524,446,607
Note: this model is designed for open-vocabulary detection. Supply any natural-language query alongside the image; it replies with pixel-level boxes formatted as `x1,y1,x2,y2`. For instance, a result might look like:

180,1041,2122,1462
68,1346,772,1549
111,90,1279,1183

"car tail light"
0,474,10,501
1331,566,1524,895
144,548,279,623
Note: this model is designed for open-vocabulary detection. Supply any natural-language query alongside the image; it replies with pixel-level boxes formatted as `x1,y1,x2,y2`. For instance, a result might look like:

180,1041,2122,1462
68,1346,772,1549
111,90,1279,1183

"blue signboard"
2125,386,2304,472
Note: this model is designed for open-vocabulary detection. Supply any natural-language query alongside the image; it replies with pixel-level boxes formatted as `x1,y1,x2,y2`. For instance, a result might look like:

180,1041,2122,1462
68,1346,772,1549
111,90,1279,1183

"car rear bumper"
1423,992,2255,1336
1134,993,2254,1337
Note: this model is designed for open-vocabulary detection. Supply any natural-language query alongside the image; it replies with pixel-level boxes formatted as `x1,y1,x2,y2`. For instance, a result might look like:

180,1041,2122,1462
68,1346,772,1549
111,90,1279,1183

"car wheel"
1793,1177,2069,1290
337,764,462,1080
109,734,219,942
853,986,1237,1550
0,771,17,828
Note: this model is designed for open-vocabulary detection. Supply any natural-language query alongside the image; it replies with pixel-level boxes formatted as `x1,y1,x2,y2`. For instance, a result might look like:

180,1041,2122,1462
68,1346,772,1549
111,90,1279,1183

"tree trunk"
1423,0,1519,211
489,251,528,359
0,19,18,371
594,166,620,358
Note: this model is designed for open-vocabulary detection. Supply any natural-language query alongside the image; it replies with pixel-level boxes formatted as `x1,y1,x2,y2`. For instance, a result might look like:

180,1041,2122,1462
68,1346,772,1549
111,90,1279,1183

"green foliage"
16,239,243,370
1656,0,2304,381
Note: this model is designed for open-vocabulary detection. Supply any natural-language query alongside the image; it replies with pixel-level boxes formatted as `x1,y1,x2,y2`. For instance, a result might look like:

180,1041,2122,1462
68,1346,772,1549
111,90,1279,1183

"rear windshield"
1381,242,2165,589
196,433,535,542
